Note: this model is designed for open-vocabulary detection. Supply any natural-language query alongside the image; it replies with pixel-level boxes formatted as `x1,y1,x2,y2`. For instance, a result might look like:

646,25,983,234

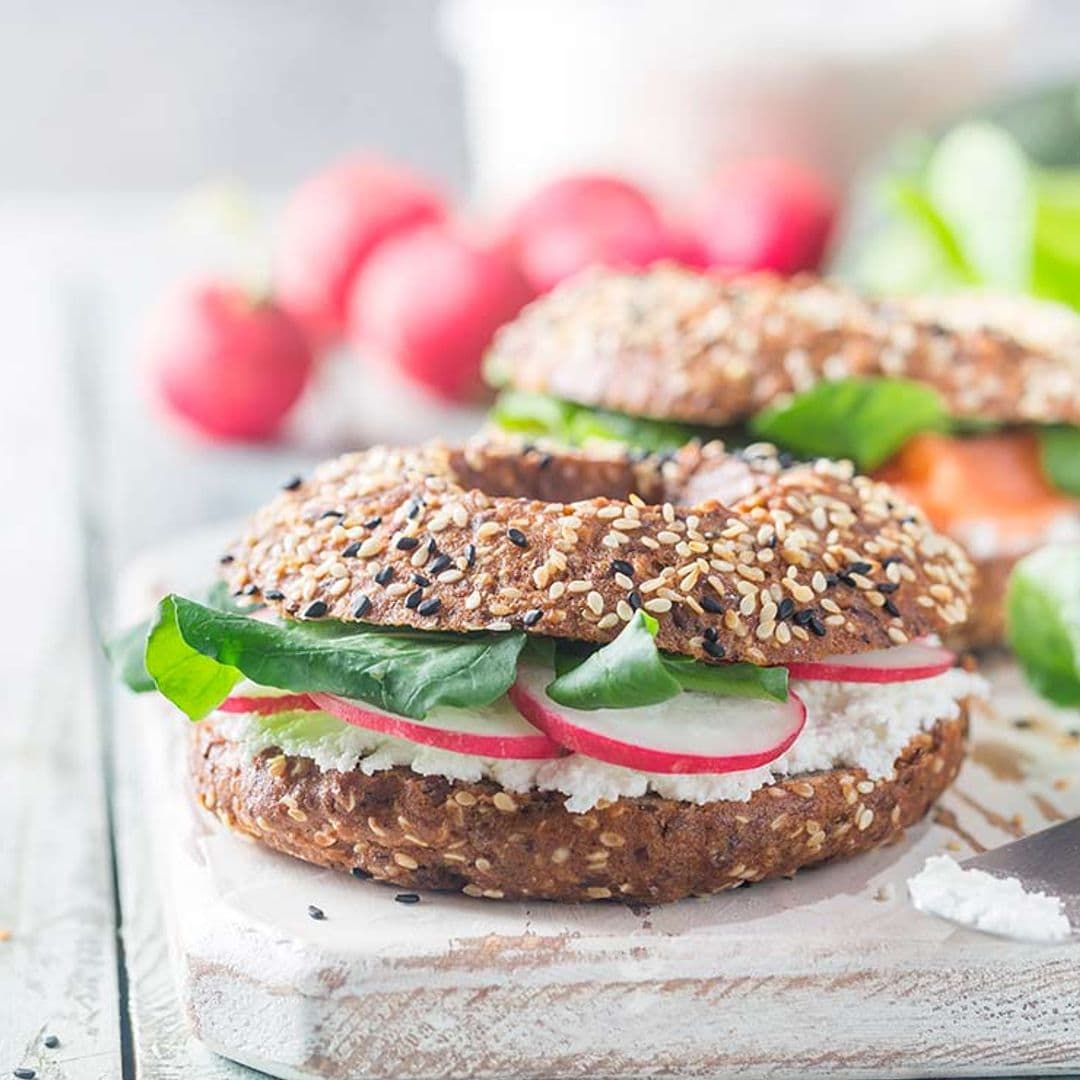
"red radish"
276,156,447,343
218,692,319,715
145,281,314,442
692,157,836,274
505,174,677,293
347,224,533,402
785,641,956,683
310,692,564,759
509,668,805,774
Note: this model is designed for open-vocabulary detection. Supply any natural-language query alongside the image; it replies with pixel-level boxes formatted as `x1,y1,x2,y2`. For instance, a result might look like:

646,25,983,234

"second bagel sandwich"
115,439,983,902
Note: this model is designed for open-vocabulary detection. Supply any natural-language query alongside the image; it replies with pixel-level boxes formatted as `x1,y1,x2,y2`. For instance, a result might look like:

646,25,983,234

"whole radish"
145,281,314,442
348,224,533,403
693,158,837,274
505,174,677,293
276,156,447,344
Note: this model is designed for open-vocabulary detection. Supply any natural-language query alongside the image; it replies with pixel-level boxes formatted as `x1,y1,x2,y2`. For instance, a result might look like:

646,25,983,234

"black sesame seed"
701,594,724,614
353,595,372,618
42,1035,59,1050
395,892,421,904
522,609,543,627
704,626,718,642
242,583,259,596
1013,717,1034,729
881,556,903,567
836,573,856,588
847,561,872,575
884,598,900,618
611,559,634,577
465,543,477,568
703,639,727,659
307,904,326,921
396,536,420,551
808,615,827,637
265,589,285,601
282,475,302,491
899,515,917,525
792,609,815,627
375,566,395,585
537,453,553,470
628,590,643,611
429,554,452,574
341,541,362,558
219,553,235,565
351,866,372,879
877,581,899,593
825,574,839,588
319,509,344,520
303,600,328,618
777,598,795,621
418,597,442,616
364,516,383,529
412,573,430,587
406,498,423,519
13,1069,36,1079
507,527,528,548
405,588,423,609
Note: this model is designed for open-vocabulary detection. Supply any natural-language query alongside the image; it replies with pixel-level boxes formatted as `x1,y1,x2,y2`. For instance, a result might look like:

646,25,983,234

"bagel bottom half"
189,704,969,904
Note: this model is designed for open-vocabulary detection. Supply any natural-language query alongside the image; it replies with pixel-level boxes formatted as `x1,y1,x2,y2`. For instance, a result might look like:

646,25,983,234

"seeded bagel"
223,440,975,666
487,265,1080,427
190,706,969,903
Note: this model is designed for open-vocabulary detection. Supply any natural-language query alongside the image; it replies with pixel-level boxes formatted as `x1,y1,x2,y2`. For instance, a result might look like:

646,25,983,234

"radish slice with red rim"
784,641,955,683
309,692,565,760
219,692,321,715
509,667,806,775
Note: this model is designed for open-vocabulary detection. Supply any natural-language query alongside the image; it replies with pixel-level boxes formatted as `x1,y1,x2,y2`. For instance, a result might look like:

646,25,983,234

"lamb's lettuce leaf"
1006,545,1080,707
546,611,787,710
750,377,949,471
139,595,527,721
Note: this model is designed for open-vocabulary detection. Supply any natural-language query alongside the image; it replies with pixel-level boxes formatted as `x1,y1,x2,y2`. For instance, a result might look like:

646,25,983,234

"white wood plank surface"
115,526,1080,1080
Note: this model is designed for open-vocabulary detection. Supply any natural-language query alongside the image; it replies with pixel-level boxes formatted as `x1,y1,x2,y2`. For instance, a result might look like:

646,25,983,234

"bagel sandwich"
485,266,1080,649
114,440,983,903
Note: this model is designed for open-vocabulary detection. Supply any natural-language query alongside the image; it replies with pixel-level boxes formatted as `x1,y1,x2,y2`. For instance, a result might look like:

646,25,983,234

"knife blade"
963,816,1080,925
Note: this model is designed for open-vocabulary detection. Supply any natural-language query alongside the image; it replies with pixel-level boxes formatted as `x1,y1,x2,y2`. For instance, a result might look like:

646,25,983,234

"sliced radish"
509,667,805,775
309,692,564,760
219,692,320,715
784,641,955,683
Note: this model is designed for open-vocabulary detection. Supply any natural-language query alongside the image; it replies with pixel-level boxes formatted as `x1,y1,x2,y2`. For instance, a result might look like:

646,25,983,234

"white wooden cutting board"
119,528,1080,1080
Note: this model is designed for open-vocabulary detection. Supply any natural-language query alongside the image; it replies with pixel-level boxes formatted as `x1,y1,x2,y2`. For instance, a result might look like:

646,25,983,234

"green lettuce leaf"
144,595,527,721
1006,545,1080,707
1038,426,1080,497
545,611,788,710
490,390,697,453
750,377,949,471
108,579,247,693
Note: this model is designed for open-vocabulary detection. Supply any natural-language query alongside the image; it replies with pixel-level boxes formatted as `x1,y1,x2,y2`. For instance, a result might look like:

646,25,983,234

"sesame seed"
418,597,442,616
353,595,372,618
628,590,643,610
396,536,420,551
375,565,394,585
598,612,620,630
808,615,827,637
644,598,672,614
307,904,326,920
265,589,285,601
302,600,328,618
465,543,477,567
585,590,605,615
319,508,344,520
522,608,543,627
507,527,528,548
429,554,452,574
341,541,362,558
394,852,420,870
703,639,726,659
363,516,382,529
701,594,724,614
777,598,795,621
358,537,385,558
405,588,423,609
395,891,421,904
611,558,634,577
282,475,302,491
411,573,430,587
492,792,517,812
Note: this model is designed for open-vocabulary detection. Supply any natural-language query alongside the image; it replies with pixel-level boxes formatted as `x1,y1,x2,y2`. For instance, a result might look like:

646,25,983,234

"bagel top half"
485,265,1080,427
223,439,974,666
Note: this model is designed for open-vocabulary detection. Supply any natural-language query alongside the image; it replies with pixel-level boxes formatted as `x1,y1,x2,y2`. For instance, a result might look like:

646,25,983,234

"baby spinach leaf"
546,611,787,710
1039,426,1080,497
143,595,527,721
750,377,949,471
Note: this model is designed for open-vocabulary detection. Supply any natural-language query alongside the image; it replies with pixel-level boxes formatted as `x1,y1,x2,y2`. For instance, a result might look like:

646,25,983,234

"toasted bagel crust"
190,707,968,903
945,551,1018,652
488,266,1080,427
223,440,974,665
